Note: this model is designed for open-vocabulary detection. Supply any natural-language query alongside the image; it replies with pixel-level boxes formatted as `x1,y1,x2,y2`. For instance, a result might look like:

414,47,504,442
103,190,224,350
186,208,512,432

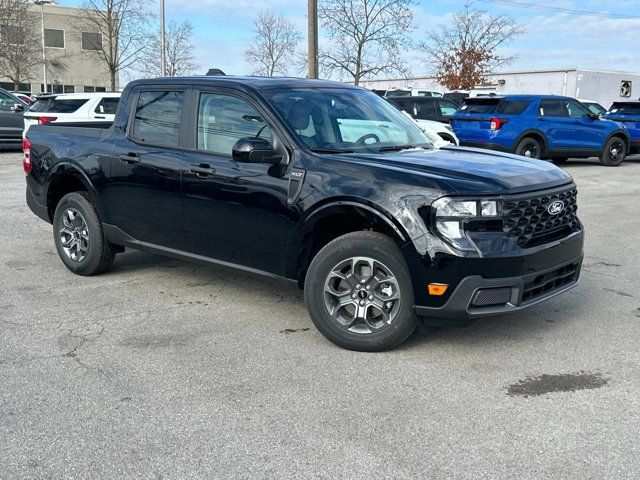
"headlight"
431,197,500,251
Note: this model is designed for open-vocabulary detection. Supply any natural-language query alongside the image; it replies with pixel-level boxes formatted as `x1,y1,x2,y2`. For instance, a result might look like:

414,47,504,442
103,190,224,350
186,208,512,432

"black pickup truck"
24,77,584,351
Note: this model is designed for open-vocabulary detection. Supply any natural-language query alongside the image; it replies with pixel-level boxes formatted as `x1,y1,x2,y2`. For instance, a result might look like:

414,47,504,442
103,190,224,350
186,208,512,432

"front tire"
600,137,627,166
515,137,543,159
304,231,417,351
53,192,115,276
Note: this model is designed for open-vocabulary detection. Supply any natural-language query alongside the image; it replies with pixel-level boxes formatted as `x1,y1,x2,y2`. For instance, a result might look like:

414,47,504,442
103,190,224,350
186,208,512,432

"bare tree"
245,11,302,77
139,19,199,77
78,0,152,90
0,0,41,90
421,1,523,90
319,0,415,85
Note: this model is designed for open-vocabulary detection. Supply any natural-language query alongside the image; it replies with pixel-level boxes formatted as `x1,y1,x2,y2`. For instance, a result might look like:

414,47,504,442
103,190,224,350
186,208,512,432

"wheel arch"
46,163,99,222
514,129,548,154
290,199,411,286
603,129,630,153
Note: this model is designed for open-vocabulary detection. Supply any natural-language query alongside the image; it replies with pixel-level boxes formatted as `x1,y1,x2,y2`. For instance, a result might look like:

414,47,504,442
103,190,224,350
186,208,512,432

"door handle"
119,152,140,164
95,115,106,119
189,164,216,177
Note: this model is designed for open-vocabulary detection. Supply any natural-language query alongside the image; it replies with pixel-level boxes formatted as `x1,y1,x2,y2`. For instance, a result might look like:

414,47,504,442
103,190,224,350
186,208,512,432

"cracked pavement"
1,151,640,479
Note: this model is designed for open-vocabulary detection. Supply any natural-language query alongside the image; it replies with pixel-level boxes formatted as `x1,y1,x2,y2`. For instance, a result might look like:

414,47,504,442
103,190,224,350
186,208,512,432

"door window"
197,93,272,156
565,100,590,118
436,99,458,117
95,97,119,115
131,91,184,147
0,91,16,111
413,101,437,120
539,100,565,117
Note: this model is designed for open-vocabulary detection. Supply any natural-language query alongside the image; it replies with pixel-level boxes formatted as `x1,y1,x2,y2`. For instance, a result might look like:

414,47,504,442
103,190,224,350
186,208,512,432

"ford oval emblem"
548,200,565,215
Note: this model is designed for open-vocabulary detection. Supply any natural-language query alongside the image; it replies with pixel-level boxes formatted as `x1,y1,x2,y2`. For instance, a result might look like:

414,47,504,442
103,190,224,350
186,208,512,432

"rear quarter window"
497,100,530,115
29,98,89,113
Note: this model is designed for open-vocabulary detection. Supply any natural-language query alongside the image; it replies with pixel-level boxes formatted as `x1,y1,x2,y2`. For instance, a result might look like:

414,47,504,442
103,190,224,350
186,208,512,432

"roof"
126,76,361,92
464,94,576,101
35,92,121,99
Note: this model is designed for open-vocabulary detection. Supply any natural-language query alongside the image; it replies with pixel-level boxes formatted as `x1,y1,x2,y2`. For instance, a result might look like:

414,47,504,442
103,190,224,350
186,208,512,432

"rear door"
0,91,23,145
93,96,120,122
537,99,574,150
102,88,188,250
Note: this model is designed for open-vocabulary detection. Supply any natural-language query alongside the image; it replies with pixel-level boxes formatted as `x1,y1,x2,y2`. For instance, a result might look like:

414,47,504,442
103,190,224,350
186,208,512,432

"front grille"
522,262,578,303
471,287,512,307
502,187,579,248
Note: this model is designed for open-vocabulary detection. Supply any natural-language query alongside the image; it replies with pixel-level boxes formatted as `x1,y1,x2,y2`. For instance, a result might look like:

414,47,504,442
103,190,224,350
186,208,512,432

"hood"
335,146,573,195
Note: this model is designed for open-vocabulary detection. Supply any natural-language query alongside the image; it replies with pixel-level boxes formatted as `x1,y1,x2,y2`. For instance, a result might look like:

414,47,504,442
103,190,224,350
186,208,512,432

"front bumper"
415,254,582,326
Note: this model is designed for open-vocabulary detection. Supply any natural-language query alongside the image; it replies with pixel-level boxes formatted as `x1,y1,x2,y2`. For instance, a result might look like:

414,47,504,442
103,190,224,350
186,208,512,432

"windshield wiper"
309,147,354,154
377,145,429,152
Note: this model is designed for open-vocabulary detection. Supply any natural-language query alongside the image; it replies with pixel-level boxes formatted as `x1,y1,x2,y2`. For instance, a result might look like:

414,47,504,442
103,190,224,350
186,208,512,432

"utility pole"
160,0,166,76
307,0,318,79
34,0,52,92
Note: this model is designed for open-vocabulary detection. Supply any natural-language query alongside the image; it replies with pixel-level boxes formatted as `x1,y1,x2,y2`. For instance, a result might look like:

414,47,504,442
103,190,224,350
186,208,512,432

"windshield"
584,102,606,115
264,87,433,153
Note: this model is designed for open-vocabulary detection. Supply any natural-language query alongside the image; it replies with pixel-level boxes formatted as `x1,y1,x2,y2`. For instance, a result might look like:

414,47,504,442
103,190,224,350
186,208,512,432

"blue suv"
451,95,630,166
604,101,640,155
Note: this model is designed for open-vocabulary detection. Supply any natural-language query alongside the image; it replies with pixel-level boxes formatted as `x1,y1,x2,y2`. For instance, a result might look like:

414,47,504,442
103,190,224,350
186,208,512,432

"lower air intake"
471,287,512,307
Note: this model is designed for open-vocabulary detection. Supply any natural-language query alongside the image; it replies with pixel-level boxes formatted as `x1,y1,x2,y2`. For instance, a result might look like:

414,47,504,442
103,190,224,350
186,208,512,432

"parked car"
24,77,584,351
23,92,121,136
387,98,459,146
444,89,500,106
384,88,444,98
0,88,27,149
451,95,630,166
399,111,459,147
579,99,607,116
604,101,640,154
387,96,459,124
11,92,33,104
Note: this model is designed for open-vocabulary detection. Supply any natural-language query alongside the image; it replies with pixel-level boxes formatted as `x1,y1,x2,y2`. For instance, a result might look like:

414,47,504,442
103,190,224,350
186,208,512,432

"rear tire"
515,137,543,159
600,137,627,166
53,192,115,276
304,231,417,351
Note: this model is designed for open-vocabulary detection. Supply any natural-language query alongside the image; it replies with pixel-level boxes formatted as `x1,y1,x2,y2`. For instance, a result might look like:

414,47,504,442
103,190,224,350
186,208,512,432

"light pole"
34,0,53,92
160,0,166,76
307,0,318,79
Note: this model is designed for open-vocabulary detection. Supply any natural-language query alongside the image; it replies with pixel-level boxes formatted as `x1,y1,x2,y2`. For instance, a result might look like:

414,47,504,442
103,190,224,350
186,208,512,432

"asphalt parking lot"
1,150,640,479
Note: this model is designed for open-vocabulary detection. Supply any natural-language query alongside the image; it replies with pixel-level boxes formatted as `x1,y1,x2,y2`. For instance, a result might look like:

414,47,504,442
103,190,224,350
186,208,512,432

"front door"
0,91,24,146
102,89,188,250
181,90,289,276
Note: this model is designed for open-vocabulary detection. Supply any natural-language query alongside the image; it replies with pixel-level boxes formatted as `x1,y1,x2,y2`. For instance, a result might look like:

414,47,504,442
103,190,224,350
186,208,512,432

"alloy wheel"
323,256,401,334
59,208,89,262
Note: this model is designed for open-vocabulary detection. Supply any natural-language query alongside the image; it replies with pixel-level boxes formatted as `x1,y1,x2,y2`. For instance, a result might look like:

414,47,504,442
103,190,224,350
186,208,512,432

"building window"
44,29,65,49
81,32,102,51
83,86,107,93
0,24,24,45
64,85,75,93
0,82,31,92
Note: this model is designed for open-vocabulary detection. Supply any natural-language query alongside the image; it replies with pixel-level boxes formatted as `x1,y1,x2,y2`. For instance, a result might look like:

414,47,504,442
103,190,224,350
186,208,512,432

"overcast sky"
63,0,640,78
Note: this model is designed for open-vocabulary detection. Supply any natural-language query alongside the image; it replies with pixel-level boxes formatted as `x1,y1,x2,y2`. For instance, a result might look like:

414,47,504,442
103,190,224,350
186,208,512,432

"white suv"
23,92,121,136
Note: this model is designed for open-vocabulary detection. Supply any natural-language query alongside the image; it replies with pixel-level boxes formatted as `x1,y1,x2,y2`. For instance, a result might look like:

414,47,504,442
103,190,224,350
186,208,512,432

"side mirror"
232,137,282,164
11,103,24,112
585,112,599,120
